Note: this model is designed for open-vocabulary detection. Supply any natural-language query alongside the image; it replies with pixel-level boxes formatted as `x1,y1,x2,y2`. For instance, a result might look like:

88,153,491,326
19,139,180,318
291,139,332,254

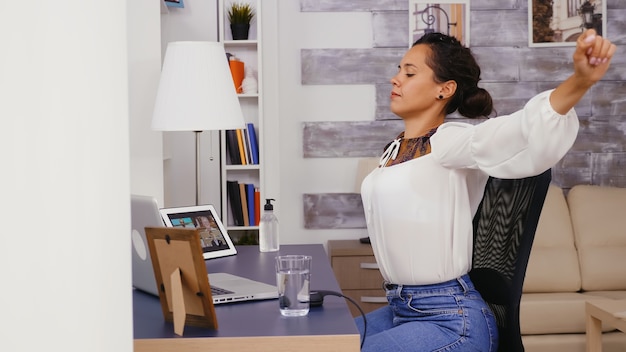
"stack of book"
225,122,259,165
226,181,261,227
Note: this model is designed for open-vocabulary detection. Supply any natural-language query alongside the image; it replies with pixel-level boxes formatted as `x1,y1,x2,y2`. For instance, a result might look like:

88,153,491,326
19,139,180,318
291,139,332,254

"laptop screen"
159,204,238,260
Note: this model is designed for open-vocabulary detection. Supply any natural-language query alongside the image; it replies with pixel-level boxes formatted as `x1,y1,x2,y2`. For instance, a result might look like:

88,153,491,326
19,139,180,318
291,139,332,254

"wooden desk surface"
134,244,360,352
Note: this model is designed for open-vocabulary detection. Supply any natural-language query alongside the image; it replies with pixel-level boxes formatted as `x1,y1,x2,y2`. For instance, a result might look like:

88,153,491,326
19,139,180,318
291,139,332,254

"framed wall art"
408,0,470,47
529,0,606,47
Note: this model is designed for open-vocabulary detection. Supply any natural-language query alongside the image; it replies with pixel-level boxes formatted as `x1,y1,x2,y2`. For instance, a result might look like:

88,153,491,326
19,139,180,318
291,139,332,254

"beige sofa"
521,184,626,352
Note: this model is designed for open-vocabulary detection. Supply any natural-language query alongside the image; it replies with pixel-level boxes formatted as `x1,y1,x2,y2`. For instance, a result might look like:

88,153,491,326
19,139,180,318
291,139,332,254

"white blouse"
360,90,579,285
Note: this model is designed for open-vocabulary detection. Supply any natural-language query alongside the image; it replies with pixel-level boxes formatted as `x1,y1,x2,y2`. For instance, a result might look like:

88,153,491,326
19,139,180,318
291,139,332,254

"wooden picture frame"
408,0,470,47
529,0,606,47
164,0,184,8
144,227,217,335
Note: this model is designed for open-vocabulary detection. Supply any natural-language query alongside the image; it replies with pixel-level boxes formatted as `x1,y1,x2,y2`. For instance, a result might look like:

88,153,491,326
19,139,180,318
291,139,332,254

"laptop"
131,194,163,296
131,195,278,304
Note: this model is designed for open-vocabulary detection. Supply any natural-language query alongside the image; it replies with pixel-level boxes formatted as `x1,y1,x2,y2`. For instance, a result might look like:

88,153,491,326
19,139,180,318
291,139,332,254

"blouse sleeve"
430,89,579,179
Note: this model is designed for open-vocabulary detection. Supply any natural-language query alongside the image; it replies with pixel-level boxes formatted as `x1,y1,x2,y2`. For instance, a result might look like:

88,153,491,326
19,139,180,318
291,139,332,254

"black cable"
311,290,367,350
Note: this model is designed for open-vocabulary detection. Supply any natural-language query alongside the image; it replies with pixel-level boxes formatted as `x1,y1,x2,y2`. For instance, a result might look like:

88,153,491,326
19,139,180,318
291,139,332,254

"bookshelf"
218,0,263,245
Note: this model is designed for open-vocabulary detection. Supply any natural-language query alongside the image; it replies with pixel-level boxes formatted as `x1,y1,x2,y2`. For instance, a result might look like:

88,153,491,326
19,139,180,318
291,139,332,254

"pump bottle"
259,198,279,252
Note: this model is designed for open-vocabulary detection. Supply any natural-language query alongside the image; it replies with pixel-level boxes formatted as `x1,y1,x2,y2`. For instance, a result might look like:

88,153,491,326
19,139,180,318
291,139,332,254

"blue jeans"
355,274,498,352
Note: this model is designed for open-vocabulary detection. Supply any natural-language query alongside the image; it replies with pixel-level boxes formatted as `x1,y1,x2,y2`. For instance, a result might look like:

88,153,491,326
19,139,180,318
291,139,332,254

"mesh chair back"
469,169,552,352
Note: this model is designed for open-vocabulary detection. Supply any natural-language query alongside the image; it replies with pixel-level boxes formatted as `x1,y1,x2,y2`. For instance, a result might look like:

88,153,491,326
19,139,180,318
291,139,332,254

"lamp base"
195,131,202,206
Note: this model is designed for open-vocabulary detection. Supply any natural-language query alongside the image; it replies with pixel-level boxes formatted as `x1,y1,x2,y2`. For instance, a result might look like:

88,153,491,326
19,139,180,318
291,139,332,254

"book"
254,187,261,226
242,128,252,166
235,129,247,165
246,123,259,164
225,130,241,165
246,183,256,226
226,180,244,226
239,182,250,226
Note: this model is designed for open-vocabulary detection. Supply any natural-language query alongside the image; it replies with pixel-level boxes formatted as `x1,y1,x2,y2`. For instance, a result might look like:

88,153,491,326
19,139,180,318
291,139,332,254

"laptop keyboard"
211,285,234,295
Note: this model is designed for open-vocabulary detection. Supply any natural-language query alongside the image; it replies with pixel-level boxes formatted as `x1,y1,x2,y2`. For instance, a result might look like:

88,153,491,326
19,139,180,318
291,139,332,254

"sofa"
521,183,626,352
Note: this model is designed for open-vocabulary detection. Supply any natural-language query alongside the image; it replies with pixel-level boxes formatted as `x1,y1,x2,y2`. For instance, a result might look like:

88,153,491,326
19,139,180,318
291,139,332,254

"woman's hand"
550,29,617,114
573,29,617,87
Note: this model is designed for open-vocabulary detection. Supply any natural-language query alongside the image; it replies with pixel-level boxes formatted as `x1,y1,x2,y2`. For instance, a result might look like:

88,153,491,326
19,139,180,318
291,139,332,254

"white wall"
0,1,140,351
130,0,165,205
273,2,376,244
160,0,222,209
160,1,378,244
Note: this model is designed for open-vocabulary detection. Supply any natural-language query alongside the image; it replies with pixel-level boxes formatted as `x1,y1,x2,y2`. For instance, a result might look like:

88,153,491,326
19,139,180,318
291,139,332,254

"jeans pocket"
481,307,499,352
405,294,461,316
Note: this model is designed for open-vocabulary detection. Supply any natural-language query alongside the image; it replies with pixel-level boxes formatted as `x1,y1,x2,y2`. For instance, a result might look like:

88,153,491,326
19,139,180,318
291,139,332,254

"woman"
356,29,615,352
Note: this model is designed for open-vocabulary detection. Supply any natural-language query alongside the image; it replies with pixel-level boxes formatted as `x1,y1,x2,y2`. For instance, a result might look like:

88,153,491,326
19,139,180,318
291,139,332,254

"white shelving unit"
218,0,263,245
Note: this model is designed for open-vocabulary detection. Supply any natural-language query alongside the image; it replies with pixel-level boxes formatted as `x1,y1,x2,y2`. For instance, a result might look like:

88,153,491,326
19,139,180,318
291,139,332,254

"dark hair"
413,32,493,118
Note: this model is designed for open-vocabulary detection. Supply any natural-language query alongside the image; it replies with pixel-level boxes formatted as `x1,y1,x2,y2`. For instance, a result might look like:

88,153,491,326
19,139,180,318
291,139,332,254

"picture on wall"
408,0,470,47
529,0,606,47
164,0,184,8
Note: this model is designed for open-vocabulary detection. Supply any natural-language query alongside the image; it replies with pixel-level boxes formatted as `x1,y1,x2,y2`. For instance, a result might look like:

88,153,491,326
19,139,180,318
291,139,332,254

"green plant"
227,2,255,25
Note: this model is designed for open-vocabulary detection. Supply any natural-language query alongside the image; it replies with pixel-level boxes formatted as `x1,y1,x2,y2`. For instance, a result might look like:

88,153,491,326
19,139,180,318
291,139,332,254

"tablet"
159,204,237,260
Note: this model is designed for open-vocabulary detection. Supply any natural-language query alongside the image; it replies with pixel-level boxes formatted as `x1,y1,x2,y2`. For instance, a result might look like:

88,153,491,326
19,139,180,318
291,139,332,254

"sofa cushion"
523,184,581,293
522,334,585,352
523,332,626,352
520,292,615,334
520,292,590,334
568,185,626,291
582,291,626,300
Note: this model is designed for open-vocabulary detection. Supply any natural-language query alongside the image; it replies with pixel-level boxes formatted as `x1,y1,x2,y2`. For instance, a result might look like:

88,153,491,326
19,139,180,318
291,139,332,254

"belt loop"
383,282,402,297
457,274,470,293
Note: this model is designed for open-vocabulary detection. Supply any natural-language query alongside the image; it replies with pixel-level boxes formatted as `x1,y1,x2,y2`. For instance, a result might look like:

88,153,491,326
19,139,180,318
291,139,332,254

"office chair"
469,168,552,352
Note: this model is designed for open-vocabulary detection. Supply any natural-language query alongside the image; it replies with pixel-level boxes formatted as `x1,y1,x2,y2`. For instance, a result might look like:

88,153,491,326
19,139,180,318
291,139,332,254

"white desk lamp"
152,41,245,205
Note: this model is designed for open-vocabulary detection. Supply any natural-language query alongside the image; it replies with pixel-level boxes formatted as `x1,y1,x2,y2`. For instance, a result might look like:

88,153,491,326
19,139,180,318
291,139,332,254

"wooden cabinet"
327,240,387,317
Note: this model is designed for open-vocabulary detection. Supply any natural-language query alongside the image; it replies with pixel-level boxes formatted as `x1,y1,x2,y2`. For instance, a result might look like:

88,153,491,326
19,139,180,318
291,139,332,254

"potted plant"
227,2,255,40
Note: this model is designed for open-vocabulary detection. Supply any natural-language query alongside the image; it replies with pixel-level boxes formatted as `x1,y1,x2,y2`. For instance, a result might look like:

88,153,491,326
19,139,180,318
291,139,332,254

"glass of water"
275,255,312,317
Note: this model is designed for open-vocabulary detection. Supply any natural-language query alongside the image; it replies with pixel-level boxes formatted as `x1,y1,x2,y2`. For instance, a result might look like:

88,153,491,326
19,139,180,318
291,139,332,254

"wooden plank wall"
301,0,626,229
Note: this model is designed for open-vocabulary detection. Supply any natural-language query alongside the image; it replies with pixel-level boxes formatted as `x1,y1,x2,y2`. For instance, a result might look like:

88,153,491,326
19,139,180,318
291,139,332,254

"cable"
310,290,367,350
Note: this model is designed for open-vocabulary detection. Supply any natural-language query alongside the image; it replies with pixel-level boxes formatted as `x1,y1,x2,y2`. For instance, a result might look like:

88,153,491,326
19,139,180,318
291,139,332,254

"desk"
586,300,626,352
134,244,360,352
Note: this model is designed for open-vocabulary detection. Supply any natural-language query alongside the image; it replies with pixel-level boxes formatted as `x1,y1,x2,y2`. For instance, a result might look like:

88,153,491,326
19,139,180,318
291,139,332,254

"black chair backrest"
469,169,552,352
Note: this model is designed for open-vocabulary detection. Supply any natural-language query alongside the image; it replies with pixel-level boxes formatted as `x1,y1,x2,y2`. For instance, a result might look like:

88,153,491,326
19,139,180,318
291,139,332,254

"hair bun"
458,87,493,118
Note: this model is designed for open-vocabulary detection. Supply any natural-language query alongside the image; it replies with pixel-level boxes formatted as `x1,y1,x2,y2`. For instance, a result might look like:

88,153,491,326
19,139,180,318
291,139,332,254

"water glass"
275,255,312,317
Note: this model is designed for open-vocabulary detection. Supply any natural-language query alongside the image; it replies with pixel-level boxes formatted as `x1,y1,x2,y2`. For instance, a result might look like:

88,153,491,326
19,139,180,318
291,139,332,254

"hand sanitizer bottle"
259,199,279,252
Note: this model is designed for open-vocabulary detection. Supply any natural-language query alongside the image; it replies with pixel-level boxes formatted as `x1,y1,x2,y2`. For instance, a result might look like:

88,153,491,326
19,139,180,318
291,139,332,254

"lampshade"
151,41,245,131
